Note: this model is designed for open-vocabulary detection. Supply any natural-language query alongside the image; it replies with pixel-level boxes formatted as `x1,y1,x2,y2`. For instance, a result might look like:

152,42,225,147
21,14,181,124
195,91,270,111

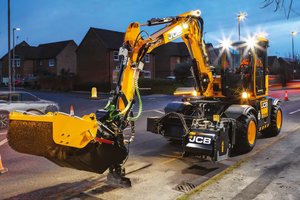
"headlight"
242,91,249,99
192,90,197,96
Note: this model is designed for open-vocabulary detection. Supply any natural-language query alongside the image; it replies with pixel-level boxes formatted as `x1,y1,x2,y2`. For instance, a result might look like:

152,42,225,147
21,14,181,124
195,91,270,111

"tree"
262,0,299,19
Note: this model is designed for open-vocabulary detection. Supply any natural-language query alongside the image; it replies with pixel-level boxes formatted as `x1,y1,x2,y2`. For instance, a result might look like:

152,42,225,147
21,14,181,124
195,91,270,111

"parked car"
0,91,59,129
22,76,39,88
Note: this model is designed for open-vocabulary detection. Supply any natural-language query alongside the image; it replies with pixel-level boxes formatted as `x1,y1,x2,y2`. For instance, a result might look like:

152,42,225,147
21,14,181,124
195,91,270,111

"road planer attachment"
7,111,128,175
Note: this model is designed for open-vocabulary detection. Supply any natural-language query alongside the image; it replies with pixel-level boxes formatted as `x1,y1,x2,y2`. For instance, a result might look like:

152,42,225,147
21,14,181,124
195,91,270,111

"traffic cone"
70,105,75,116
0,154,8,174
284,90,289,101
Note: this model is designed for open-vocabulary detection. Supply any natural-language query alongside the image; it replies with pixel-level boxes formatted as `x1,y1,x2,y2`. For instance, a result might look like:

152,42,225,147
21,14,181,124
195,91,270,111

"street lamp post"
8,0,12,98
292,31,297,79
12,27,21,91
237,12,247,41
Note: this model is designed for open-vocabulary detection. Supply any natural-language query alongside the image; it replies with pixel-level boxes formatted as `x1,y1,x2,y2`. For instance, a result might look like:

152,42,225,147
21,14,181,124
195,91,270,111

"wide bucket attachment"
7,111,127,174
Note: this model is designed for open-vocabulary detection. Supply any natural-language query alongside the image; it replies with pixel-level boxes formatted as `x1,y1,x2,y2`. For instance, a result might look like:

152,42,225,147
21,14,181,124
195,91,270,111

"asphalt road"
0,89,300,200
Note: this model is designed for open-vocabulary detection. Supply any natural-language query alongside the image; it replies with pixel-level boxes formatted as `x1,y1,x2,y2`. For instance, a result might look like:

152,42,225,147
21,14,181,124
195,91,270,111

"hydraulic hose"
128,77,142,121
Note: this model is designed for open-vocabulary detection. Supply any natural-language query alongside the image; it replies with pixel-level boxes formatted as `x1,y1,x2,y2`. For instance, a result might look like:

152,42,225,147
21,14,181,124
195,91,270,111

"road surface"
0,89,300,200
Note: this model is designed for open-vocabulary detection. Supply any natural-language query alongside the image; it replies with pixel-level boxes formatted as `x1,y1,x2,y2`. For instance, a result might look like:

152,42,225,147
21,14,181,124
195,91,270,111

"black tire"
0,110,9,129
26,109,44,115
234,113,257,154
45,105,59,113
262,106,282,138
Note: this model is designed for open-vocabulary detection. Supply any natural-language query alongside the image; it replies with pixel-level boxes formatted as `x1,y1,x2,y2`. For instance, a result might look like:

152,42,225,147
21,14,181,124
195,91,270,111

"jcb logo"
189,136,212,145
168,29,182,40
260,100,269,118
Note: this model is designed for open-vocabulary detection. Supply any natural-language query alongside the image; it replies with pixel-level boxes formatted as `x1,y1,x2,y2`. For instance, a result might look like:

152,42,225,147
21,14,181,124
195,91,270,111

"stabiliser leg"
107,164,131,188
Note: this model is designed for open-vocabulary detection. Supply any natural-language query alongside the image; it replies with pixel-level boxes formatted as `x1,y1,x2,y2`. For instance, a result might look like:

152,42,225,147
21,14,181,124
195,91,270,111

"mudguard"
224,104,257,119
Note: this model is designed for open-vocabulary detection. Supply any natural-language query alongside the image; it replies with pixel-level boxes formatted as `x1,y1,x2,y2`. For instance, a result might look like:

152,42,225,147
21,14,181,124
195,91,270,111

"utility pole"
12,27,20,91
292,31,297,79
8,0,12,99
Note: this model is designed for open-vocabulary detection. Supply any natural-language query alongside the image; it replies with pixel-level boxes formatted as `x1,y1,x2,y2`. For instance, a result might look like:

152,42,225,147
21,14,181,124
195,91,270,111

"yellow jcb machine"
7,10,282,187
147,34,283,160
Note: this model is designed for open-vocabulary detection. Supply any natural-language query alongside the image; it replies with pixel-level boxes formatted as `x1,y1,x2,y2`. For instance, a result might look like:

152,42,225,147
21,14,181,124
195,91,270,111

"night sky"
0,0,299,58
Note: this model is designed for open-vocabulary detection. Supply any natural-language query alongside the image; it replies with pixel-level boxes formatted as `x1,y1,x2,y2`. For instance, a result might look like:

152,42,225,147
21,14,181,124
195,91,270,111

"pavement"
0,88,300,200
186,123,300,200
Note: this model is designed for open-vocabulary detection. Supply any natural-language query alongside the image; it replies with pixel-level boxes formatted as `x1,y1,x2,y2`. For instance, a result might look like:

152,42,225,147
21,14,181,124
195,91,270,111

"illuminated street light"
12,27,21,91
292,31,298,79
237,12,247,41
220,38,232,50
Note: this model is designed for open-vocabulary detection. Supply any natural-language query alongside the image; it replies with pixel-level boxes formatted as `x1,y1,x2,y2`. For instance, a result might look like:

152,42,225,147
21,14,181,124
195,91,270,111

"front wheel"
234,114,257,154
262,106,282,138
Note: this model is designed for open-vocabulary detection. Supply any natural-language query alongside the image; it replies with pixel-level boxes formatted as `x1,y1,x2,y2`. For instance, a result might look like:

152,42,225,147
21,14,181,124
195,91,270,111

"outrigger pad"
8,120,128,174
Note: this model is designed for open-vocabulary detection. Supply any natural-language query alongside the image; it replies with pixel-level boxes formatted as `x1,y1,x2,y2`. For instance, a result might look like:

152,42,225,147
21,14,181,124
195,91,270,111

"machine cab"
220,36,269,100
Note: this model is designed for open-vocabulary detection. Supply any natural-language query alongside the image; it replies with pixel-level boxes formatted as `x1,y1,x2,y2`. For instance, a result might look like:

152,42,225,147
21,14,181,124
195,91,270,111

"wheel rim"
247,120,256,145
276,109,282,130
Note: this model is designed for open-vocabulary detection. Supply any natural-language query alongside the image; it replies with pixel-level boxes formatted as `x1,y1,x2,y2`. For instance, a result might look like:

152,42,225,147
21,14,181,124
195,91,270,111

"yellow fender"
9,111,98,149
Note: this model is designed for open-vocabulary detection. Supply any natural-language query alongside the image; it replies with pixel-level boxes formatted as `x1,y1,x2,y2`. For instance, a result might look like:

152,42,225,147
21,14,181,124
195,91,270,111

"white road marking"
142,109,165,114
0,131,7,135
0,138,8,147
153,110,165,114
289,109,300,115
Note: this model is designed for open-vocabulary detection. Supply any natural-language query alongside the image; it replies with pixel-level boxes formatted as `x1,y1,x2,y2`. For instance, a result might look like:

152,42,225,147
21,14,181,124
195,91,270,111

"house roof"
1,40,76,60
38,40,75,59
91,27,124,50
278,57,291,65
268,56,278,66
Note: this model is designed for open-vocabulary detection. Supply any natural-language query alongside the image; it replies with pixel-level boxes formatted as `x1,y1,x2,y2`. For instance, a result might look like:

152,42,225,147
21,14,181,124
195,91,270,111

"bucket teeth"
7,120,128,174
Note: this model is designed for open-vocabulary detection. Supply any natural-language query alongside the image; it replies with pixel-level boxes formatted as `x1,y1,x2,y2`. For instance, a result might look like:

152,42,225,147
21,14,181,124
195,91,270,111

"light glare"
220,38,232,49
242,92,249,99
246,36,257,50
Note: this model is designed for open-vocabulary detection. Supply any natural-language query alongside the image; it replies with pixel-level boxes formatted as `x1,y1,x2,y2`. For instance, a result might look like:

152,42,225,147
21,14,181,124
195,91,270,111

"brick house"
152,42,190,78
152,42,219,78
76,27,155,89
0,40,77,83
267,56,280,75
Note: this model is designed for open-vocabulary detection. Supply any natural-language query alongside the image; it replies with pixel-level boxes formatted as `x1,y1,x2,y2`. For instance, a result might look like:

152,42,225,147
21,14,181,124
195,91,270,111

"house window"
144,54,150,63
39,60,43,66
143,70,151,79
48,59,55,67
12,57,21,67
113,51,119,61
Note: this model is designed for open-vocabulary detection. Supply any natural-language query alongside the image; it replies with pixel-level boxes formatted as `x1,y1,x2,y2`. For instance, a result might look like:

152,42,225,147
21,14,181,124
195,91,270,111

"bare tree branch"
261,0,299,19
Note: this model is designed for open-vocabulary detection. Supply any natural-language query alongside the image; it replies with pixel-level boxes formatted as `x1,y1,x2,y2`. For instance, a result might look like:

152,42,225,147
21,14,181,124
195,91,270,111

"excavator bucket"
7,111,127,174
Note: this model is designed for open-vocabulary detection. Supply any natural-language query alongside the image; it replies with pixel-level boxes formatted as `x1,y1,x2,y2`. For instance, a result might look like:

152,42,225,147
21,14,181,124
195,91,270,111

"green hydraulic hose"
128,78,142,121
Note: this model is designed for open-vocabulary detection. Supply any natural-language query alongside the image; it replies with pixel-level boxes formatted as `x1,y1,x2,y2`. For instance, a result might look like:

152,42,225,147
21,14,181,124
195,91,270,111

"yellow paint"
247,120,256,145
213,115,220,122
9,111,98,148
189,131,197,136
276,109,282,129
221,141,224,153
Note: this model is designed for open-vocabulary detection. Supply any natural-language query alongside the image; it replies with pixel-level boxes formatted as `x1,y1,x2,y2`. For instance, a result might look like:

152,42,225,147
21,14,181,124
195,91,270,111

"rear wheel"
234,114,257,154
262,105,282,137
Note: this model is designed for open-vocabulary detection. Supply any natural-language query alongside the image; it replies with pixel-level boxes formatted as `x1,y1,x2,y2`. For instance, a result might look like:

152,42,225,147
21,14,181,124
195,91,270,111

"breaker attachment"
7,111,128,175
